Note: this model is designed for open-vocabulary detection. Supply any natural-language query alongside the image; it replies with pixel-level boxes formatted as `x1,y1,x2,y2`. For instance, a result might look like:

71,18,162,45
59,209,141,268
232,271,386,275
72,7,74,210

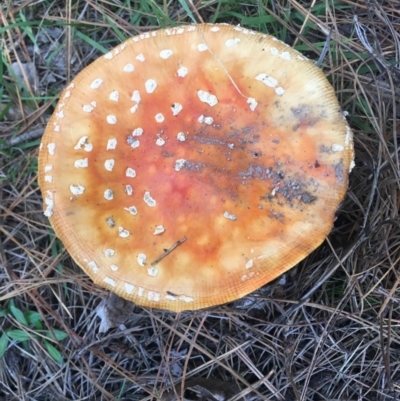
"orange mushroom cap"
38,23,354,311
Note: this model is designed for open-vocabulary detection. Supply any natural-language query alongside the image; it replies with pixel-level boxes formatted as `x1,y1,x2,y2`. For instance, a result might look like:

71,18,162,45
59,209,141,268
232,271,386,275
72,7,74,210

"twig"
151,237,187,266
3,126,44,147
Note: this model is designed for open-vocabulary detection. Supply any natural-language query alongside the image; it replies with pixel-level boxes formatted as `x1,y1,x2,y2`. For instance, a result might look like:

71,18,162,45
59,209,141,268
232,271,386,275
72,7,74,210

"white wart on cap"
38,23,354,312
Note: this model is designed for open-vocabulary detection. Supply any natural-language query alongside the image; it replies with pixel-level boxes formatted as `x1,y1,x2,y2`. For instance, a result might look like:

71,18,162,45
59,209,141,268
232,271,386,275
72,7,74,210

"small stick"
151,237,187,266
3,126,44,147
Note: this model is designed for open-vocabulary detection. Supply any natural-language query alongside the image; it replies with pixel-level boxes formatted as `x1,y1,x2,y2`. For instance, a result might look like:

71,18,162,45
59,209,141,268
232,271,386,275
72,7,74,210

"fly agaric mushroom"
38,24,354,311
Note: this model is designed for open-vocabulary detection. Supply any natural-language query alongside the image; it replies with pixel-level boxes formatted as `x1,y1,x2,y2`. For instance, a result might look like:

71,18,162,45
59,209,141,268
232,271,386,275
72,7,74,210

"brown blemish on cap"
38,23,354,311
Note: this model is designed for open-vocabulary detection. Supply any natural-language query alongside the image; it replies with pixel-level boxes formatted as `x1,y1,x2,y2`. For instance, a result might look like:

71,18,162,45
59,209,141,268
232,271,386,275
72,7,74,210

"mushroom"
38,24,354,311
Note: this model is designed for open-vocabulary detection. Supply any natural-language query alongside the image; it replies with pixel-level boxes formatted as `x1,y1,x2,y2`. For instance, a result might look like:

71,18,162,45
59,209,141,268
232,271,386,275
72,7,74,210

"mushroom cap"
38,24,354,311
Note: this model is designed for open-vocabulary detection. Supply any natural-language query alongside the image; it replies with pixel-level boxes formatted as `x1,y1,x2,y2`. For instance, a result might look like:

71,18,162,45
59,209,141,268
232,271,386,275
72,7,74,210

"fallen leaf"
11,62,39,92
95,293,135,333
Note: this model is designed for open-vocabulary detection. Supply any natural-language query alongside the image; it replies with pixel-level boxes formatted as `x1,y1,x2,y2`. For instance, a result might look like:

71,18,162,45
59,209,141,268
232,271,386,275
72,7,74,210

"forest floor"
0,0,399,400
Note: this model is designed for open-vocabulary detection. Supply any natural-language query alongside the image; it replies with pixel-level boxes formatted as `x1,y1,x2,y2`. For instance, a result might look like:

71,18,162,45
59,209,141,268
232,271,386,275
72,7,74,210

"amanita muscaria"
38,24,354,311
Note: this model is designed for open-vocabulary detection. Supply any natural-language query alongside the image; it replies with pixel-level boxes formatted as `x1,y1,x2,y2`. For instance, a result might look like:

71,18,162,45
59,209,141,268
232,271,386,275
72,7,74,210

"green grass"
0,300,67,363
